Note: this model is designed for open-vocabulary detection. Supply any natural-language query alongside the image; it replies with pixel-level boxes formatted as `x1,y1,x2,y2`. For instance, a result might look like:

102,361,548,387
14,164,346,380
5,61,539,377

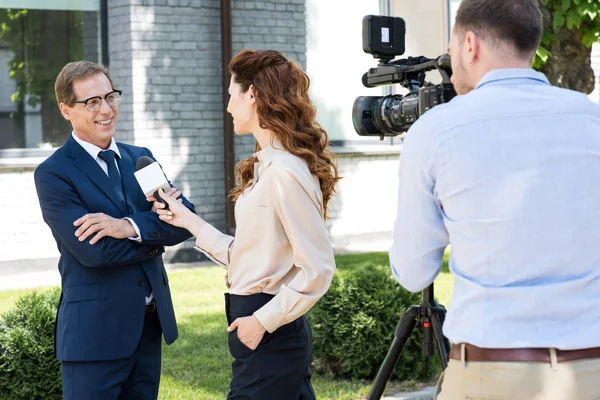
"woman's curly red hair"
228,49,341,219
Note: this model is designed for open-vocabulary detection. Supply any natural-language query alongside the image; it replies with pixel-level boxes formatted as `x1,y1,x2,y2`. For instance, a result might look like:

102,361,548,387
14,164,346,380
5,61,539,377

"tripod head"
422,283,435,306
420,283,443,357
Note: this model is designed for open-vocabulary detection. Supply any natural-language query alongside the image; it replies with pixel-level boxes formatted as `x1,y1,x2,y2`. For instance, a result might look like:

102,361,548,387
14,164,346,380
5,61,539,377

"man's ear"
465,31,480,64
59,103,73,122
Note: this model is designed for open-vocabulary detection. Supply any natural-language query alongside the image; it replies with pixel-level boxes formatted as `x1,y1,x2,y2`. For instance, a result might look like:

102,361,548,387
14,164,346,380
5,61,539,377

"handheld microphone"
134,156,171,210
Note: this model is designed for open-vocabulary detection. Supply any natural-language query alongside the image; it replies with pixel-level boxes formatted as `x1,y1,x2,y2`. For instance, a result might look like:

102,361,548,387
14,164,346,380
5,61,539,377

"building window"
306,0,389,145
0,1,103,150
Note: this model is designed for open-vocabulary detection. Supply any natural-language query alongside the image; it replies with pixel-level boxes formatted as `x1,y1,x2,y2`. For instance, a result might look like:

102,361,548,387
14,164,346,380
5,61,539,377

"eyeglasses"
72,89,122,112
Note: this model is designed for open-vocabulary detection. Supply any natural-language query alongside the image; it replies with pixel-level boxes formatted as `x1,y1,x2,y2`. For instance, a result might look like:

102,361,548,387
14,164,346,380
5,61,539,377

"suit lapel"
117,145,145,215
64,135,128,216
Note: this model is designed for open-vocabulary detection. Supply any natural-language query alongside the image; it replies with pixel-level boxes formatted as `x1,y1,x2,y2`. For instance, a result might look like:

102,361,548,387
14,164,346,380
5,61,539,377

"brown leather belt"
450,343,600,363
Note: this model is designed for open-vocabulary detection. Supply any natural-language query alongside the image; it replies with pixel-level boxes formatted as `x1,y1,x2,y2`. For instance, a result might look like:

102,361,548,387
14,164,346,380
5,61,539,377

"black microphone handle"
154,189,170,210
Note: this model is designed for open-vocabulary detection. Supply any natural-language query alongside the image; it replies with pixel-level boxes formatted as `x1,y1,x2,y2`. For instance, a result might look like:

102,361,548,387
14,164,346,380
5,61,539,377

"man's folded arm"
34,164,162,268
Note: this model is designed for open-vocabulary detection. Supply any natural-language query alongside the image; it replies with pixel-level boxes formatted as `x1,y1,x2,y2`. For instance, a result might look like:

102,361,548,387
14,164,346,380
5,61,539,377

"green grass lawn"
0,251,453,399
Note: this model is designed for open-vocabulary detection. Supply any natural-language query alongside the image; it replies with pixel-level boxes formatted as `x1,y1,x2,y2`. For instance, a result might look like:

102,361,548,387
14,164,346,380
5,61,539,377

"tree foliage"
548,0,600,45
534,0,600,80
0,9,83,107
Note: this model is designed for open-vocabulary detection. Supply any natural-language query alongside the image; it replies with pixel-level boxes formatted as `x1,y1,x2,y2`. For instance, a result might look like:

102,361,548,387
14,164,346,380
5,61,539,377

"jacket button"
138,280,144,287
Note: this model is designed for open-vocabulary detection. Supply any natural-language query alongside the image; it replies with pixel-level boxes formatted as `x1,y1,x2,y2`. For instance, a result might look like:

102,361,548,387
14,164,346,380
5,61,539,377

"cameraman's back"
389,1,600,399
426,69,600,348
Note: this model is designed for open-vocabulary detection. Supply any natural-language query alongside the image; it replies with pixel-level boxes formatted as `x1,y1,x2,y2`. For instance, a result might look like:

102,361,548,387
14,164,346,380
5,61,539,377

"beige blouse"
194,141,336,333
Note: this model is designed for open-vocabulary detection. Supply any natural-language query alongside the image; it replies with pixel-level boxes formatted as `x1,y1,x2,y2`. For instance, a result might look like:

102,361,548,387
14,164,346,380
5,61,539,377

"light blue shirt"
389,68,600,350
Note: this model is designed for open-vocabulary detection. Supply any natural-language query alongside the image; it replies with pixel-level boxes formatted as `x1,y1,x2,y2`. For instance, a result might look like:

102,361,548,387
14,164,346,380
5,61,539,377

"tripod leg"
430,311,449,369
367,307,419,400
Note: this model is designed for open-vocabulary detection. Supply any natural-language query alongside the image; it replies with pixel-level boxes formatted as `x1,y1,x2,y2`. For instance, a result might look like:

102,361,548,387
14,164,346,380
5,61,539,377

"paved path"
0,260,215,291
382,386,435,399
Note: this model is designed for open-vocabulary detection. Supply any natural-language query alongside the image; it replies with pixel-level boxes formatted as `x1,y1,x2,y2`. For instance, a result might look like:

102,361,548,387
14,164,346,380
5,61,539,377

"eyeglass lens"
87,91,121,111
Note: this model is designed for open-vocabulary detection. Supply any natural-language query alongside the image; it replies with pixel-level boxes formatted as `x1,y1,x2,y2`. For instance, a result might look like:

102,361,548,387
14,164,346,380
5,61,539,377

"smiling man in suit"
34,61,194,400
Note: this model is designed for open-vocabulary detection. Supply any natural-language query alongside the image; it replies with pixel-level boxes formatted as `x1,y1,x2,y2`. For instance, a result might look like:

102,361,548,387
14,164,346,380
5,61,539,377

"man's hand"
227,315,267,351
73,213,136,245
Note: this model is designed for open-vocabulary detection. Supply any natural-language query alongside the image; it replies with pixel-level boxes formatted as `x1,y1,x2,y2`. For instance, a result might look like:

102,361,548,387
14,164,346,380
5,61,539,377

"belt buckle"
146,300,156,313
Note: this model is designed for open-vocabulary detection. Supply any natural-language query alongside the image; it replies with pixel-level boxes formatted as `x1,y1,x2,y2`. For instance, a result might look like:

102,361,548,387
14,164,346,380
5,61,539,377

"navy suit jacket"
34,135,194,362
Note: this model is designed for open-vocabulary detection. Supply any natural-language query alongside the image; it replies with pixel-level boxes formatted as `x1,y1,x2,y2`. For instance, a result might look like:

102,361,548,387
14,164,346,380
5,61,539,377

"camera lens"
353,93,419,137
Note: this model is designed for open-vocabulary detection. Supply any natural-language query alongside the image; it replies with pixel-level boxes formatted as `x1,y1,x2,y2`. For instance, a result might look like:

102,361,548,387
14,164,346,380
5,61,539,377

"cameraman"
389,0,600,399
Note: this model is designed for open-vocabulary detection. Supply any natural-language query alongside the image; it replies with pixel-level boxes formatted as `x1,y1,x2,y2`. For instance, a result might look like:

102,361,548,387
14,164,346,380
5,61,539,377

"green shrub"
0,288,62,400
309,264,440,382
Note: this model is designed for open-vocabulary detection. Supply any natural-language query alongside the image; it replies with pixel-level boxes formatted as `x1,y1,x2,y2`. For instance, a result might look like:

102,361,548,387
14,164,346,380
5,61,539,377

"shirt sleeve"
124,217,142,243
389,120,449,292
253,167,336,333
194,222,234,268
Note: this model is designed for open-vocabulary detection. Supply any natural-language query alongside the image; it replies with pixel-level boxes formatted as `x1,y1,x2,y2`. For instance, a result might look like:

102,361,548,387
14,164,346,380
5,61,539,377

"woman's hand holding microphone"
149,188,206,235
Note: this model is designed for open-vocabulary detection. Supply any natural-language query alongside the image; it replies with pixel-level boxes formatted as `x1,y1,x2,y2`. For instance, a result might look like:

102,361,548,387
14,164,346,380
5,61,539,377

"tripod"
367,283,450,400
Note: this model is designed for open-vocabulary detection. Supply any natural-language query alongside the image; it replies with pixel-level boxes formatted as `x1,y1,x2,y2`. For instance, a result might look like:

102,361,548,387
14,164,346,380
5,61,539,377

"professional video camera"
353,15,457,139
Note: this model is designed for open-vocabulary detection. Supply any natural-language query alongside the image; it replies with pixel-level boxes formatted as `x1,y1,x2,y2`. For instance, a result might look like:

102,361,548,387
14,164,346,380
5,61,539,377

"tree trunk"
537,2,595,93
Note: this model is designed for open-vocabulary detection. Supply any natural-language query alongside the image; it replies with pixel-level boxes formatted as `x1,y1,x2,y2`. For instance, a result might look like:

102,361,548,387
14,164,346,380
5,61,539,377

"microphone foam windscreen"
135,156,155,171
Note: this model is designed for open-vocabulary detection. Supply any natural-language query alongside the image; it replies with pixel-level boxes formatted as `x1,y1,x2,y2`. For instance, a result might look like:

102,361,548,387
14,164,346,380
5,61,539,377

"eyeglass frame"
71,89,123,112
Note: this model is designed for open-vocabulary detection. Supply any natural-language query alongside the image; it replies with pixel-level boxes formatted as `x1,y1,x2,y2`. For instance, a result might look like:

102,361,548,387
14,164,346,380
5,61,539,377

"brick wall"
107,1,135,144
107,0,225,262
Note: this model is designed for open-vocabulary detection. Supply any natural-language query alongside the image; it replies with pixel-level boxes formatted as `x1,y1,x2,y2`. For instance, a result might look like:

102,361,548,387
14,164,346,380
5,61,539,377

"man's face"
449,29,474,95
60,73,118,149
226,76,255,135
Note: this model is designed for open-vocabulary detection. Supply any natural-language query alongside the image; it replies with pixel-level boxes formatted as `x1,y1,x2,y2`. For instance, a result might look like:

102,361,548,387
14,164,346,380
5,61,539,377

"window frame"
0,0,109,172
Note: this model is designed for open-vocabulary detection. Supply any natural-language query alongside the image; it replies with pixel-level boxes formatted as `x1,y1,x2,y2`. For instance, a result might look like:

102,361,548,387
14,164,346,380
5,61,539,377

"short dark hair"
455,0,542,59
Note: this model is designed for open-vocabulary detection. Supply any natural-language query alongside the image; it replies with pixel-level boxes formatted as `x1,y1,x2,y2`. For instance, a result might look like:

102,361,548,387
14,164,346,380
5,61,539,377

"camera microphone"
134,156,171,210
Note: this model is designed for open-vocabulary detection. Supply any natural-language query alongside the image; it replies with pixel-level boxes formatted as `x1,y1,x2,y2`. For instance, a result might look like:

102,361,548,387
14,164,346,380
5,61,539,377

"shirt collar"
71,131,120,160
476,68,550,89
254,138,285,166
